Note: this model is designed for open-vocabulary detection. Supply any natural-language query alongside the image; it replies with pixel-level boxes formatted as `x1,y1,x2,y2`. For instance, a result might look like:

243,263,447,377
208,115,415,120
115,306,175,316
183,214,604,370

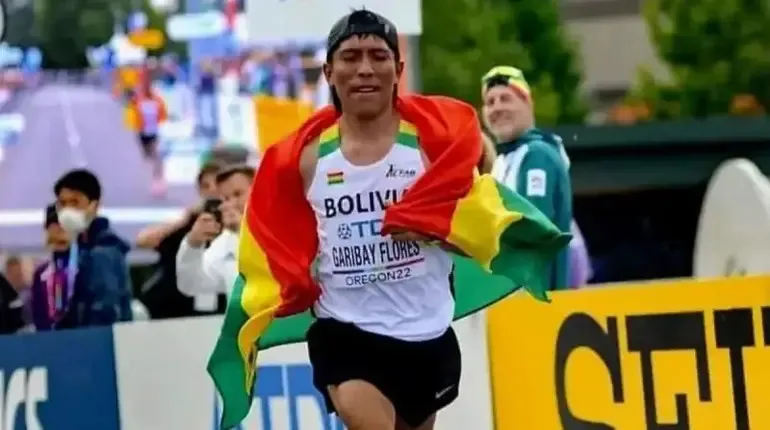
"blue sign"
214,364,345,430
0,328,120,430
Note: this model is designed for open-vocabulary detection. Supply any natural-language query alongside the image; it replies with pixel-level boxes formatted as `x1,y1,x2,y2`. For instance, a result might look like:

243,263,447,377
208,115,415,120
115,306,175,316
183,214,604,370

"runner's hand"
187,213,221,248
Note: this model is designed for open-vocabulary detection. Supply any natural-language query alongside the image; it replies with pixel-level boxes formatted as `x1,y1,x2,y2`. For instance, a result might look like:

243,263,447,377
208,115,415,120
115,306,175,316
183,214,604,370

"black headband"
326,10,400,61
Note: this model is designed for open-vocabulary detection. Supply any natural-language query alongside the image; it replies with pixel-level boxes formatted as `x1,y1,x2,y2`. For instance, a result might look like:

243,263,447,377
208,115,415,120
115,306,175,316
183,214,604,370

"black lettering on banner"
555,313,623,429
626,312,711,430
713,309,753,430
555,309,765,430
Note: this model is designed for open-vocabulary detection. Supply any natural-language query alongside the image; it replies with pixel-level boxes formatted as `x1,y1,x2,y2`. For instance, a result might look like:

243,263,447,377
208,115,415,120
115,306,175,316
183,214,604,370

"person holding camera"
136,161,223,317
176,165,255,298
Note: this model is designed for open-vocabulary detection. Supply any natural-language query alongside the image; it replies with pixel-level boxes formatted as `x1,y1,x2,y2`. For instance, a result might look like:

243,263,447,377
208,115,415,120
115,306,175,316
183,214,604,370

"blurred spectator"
299,48,325,106
0,269,25,334
483,66,572,290
136,161,226,318
568,221,593,288
28,204,74,331
177,164,254,298
241,50,268,94
265,50,302,99
160,54,185,85
0,250,30,334
53,169,134,326
197,60,218,136
205,145,251,166
4,254,33,292
198,60,218,95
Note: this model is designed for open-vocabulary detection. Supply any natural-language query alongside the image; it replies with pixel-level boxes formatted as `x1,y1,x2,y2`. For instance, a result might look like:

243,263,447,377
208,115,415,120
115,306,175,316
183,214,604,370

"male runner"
126,78,168,197
300,10,459,430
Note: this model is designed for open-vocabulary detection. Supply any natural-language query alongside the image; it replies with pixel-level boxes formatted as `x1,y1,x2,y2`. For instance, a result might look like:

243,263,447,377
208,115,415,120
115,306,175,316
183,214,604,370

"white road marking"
58,89,88,167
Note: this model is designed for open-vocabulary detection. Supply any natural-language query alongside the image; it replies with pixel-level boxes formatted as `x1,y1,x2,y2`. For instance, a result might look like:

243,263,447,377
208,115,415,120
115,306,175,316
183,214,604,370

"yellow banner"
254,95,314,153
487,277,770,430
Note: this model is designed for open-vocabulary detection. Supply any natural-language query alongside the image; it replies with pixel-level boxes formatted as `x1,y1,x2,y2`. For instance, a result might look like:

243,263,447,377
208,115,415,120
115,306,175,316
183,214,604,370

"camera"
202,197,223,224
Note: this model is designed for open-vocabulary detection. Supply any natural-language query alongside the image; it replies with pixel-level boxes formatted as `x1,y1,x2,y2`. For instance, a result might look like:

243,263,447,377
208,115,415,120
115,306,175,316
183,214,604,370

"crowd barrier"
0,313,492,430
1,275,768,429
488,275,770,430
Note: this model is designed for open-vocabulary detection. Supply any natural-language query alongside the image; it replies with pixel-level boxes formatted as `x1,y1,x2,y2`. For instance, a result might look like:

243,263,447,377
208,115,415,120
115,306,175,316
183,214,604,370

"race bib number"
329,240,427,288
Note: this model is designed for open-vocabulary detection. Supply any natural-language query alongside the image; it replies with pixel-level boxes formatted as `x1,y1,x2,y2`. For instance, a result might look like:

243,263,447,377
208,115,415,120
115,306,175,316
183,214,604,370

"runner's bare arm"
299,139,320,193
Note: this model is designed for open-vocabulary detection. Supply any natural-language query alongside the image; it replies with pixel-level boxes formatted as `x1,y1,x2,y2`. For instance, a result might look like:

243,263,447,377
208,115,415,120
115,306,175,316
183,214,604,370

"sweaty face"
218,173,252,216
482,85,533,142
324,36,403,119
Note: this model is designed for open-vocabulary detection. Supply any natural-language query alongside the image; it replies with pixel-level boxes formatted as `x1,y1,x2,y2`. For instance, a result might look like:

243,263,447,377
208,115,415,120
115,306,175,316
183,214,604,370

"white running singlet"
306,120,455,341
138,98,160,134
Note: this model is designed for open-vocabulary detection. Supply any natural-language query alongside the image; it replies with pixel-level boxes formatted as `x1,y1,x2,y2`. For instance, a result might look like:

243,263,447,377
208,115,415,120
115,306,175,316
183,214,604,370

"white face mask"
57,207,89,234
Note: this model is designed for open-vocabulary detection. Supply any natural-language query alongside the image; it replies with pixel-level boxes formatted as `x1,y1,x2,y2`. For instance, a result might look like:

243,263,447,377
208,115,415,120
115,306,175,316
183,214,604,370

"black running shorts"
137,133,158,157
307,318,461,428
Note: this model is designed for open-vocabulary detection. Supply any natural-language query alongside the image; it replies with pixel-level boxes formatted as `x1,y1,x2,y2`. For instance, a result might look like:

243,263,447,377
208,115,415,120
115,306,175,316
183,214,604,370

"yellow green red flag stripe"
326,171,344,185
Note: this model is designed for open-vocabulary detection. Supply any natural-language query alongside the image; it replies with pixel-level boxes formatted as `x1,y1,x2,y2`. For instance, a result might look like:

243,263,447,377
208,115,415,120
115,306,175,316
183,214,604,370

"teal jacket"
494,128,572,290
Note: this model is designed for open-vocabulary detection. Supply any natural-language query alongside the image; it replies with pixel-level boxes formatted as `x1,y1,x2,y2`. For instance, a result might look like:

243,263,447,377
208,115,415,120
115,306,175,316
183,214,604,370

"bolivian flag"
207,94,571,429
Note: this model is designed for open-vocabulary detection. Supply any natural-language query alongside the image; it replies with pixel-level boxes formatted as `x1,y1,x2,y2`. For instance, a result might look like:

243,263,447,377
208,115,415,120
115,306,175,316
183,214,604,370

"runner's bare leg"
396,414,436,430
328,380,395,430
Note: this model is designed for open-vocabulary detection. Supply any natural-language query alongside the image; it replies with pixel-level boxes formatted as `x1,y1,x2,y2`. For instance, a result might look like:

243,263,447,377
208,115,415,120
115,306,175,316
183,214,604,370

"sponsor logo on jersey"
385,164,417,178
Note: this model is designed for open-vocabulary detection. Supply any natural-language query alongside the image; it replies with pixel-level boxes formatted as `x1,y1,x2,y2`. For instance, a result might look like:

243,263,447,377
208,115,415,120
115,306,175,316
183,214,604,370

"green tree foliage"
37,0,186,69
629,0,770,119
5,0,38,47
39,0,97,68
143,0,188,61
420,0,586,125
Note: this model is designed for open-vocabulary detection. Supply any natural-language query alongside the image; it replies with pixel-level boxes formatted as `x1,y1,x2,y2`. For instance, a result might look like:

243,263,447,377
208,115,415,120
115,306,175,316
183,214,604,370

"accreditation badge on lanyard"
46,243,79,325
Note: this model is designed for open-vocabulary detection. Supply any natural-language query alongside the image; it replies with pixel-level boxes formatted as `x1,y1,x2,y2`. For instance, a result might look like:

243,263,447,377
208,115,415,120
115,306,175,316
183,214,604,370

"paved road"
0,84,199,253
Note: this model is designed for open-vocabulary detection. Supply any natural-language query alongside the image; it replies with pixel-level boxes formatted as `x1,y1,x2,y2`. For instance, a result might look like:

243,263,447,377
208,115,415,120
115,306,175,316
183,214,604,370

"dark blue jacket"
59,217,133,327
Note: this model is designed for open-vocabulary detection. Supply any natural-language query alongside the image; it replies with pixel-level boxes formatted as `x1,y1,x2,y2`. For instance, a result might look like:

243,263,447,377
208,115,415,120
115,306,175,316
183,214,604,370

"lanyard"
46,243,79,323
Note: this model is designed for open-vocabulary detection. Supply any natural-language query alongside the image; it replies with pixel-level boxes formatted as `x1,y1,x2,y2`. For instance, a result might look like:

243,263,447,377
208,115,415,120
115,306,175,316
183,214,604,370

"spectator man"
28,204,72,331
53,169,134,325
0,269,25,334
176,164,254,298
482,65,573,290
136,161,225,318
4,255,33,292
